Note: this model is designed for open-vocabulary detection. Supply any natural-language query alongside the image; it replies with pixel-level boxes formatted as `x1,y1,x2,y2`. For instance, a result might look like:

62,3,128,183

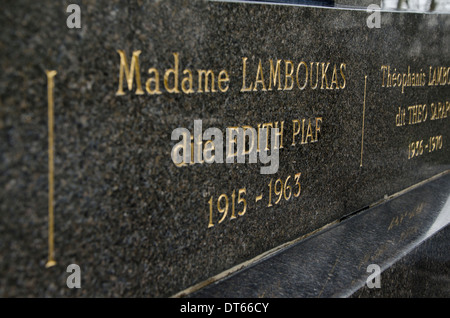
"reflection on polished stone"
191,172,450,297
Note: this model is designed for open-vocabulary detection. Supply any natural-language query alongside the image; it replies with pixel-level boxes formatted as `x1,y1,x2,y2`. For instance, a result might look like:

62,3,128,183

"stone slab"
0,0,449,297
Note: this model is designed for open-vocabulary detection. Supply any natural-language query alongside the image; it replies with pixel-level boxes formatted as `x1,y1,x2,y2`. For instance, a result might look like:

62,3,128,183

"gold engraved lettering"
429,66,435,85
428,66,450,86
117,51,229,95
145,68,162,95
340,63,347,89
274,179,283,204
207,173,303,228
217,194,229,224
261,122,273,151
46,70,57,268
315,117,323,142
256,122,273,151
175,116,324,168
268,59,282,91
381,65,387,87
284,60,294,90
381,65,428,91
266,173,302,208
292,119,301,146
218,70,230,92
231,190,237,220
321,62,330,89
304,119,314,143
435,67,443,85
164,53,180,93
407,104,427,124
274,121,284,149
253,59,267,91
431,101,450,120
360,76,367,167
294,173,301,197
116,50,144,95
397,100,449,127
396,107,407,126
310,62,319,89
242,125,256,155
181,69,194,94
237,188,247,216
241,57,253,92
408,136,443,159
298,118,322,145
239,58,346,92
256,123,261,152
226,127,239,160
197,69,217,93
330,64,339,89
284,175,292,201
208,196,214,228
296,61,308,90
208,187,248,227
267,178,273,207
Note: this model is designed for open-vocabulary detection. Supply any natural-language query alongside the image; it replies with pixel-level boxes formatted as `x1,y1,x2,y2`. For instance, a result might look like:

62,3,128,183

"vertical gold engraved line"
360,75,367,167
45,70,57,268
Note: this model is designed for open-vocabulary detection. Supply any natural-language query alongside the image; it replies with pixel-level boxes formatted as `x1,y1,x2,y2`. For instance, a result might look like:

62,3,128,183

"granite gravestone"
0,0,449,297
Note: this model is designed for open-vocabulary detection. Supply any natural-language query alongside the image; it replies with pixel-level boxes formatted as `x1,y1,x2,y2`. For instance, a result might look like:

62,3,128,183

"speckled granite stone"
0,0,449,297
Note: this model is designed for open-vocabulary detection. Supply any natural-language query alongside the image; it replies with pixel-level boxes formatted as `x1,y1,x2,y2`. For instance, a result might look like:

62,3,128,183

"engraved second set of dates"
408,135,443,159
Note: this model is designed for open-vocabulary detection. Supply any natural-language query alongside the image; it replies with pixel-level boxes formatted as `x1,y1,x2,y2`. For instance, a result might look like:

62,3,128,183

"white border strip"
210,0,450,15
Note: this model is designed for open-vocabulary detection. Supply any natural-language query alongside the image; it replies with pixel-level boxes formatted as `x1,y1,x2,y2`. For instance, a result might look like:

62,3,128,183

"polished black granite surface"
0,0,449,297
190,172,450,297
352,224,450,298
